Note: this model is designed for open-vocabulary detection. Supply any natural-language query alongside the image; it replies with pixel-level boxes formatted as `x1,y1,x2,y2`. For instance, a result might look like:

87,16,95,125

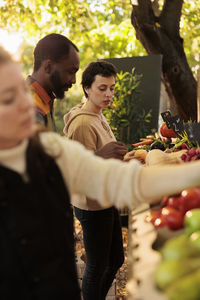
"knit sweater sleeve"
40,132,144,209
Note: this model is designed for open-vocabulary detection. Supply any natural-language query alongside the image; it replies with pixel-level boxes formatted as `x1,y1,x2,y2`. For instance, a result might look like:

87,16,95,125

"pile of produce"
154,208,200,300
132,121,178,151
147,187,200,230
180,148,200,162
126,122,200,163
143,122,200,230
131,121,200,299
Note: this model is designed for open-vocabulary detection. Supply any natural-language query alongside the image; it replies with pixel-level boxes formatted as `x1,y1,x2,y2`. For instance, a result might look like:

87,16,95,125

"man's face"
50,46,80,99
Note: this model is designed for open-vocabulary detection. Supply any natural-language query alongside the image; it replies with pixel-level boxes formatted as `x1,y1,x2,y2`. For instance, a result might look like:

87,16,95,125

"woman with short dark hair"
63,60,126,300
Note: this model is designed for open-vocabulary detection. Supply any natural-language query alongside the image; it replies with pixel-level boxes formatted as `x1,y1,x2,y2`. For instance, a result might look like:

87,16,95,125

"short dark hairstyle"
33,33,79,72
81,61,117,98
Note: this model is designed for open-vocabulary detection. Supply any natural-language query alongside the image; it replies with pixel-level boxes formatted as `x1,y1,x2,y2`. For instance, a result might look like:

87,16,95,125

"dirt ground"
74,218,128,299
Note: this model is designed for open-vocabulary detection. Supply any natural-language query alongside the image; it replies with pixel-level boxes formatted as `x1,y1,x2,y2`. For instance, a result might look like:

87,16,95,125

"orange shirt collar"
30,81,54,105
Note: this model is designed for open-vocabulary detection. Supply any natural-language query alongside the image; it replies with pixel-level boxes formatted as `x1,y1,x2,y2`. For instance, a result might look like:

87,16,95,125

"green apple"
190,230,200,248
166,268,200,300
184,209,200,235
155,258,200,290
161,234,200,260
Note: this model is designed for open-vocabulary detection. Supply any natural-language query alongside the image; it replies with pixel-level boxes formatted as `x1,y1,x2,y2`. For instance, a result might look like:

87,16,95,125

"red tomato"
146,209,161,223
154,216,167,228
160,122,177,138
167,195,182,210
160,206,184,230
179,188,200,213
160,194,181,209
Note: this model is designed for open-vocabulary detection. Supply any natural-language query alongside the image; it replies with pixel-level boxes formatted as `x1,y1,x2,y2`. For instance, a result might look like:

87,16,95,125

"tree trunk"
131,0,197,121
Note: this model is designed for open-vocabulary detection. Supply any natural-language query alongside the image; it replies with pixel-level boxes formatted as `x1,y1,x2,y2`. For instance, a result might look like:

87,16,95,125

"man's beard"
50,70,67,99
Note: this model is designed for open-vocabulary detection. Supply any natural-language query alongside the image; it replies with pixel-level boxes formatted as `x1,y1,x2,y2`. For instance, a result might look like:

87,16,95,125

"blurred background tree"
1,0,200,133
131,0,200,121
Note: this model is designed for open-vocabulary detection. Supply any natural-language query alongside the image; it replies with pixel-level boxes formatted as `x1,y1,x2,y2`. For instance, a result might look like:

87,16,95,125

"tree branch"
131,0,162,53
131,0,197,121
159,0,184,38
132,0,155,25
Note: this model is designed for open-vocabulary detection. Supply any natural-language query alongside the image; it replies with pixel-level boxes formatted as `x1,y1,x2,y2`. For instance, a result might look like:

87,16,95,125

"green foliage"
1,0,200,75
20,42,34,76
181,1,200,74
0,0,146,67
79,20,145,66
1,0,200,136
103,70,152,147
0,1,92,39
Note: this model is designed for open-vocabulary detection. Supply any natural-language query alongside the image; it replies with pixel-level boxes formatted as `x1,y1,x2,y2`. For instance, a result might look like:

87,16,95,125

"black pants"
74,206,124,300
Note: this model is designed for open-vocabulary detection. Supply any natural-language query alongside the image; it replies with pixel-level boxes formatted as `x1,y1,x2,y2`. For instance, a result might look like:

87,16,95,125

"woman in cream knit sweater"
2,47,200,299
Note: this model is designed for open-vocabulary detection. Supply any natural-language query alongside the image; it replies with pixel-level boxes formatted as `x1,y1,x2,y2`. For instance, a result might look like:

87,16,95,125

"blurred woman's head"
0,47,35,149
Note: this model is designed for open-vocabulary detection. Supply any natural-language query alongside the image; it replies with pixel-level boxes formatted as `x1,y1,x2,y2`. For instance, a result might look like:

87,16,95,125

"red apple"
179,188,200,213
167,195,182,211
160,206,184,230
146,209,161,223
154,216,167,228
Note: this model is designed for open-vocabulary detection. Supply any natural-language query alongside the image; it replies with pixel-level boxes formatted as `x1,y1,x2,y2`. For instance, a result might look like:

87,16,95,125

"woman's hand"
95,141,128,160
124,149,147,163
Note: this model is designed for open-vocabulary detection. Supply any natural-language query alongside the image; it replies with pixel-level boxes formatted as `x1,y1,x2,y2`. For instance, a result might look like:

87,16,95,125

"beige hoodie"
63,103,116,210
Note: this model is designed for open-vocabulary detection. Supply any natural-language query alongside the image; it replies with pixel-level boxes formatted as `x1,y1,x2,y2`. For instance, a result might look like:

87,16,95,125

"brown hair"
81,60,117,98
0,46,12,65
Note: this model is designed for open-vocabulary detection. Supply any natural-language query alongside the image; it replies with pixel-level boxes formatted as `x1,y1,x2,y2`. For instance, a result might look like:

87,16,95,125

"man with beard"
27,33,127,160
27,33,80,131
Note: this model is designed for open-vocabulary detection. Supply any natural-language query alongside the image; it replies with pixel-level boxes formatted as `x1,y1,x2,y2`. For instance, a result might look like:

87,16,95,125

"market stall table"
127,203,168,300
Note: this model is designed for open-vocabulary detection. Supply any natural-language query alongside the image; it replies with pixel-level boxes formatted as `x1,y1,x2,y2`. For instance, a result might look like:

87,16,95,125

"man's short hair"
81,61,117,98
33,33,79,72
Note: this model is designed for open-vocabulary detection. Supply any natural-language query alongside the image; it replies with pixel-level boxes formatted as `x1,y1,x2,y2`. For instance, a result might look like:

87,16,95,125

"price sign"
184,123,200,144
170,115,184,135
161,110,184,136
161,110,172,128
